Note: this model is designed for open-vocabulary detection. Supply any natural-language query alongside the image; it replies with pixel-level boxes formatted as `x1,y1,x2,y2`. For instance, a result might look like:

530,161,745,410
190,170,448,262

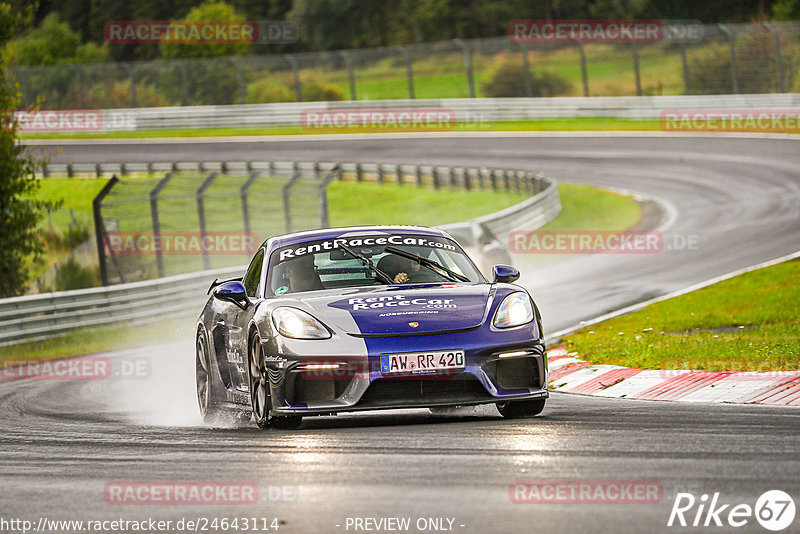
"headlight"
272,307,331,339
493,292,534,328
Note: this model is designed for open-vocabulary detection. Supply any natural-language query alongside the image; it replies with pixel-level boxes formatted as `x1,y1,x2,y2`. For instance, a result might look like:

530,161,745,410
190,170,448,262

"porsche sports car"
196,225,548,429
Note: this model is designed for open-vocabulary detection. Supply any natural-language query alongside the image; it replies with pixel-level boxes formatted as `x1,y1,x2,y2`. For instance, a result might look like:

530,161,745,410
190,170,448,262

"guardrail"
23,93,800,133
2,162,559,346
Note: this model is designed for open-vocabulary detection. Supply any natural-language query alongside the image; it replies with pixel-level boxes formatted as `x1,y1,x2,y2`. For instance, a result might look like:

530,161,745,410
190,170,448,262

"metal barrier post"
718,25,739,94
229,57,246,104
284,55,302,101
149,173,173,278
196,172,218,271
763,22,785,93
340,51,357,100
241,171,260,236
93,175,120,286
679,42,690,94
319,164,341,228
453,39,475,98
282,169,302,233
178,61,190,105
518,42,533,97
401,46,415,99
578,43,589,97
632,43,642,96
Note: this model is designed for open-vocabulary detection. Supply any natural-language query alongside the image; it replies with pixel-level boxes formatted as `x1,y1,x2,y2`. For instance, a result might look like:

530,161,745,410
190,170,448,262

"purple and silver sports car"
196,225,547,429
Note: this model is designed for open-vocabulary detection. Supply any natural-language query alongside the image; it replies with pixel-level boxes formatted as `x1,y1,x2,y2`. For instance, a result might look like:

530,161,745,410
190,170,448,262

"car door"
210,249,263,401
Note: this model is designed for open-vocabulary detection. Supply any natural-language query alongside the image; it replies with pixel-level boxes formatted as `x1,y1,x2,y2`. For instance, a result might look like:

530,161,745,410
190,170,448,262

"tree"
0,2,56,297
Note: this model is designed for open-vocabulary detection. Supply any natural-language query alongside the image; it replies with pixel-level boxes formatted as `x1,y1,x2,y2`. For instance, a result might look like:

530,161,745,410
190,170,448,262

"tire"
196,327,223,424
248,332,302,430
497,398,546,419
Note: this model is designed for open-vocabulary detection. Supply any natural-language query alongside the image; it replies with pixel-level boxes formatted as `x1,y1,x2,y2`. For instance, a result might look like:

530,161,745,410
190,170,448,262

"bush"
85,81,169,108
53,256,97,291
481,60,571,98
687,32,799,94
246,78,296,104
301,78,345,101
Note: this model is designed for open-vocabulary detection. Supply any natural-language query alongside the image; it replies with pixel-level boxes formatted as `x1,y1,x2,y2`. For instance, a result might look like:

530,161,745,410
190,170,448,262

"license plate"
380,350,465,375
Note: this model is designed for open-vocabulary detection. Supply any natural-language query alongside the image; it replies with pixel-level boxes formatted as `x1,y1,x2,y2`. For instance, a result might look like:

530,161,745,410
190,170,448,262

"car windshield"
266,233,484,296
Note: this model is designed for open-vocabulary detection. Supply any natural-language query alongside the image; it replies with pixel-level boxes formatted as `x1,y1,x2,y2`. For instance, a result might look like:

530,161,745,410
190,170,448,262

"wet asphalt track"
3,133,799,533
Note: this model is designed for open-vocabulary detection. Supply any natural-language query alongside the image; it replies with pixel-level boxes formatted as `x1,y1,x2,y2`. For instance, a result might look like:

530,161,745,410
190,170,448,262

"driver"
284,254,324,293
377,254,420,284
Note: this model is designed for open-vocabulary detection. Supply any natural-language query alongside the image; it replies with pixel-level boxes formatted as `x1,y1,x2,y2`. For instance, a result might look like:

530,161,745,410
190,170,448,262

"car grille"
357,376,492,408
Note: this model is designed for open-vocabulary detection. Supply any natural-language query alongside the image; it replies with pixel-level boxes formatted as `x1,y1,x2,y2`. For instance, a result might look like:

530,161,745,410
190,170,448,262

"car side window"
243,249,265,298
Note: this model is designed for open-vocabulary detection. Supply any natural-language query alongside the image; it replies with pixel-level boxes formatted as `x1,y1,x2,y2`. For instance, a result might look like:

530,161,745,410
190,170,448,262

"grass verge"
561,259,800,372
20,118,663,140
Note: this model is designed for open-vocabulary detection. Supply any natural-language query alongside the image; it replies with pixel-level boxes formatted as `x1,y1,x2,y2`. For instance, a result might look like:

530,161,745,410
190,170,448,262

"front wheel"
497,398,546,418
248,333,302,430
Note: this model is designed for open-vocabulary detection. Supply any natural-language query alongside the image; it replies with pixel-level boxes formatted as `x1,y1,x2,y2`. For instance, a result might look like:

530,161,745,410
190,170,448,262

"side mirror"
213,281,249,309
492,264,520,284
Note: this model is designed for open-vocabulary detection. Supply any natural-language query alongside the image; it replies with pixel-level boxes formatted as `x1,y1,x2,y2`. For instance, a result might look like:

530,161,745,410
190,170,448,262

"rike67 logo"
668,490,796,531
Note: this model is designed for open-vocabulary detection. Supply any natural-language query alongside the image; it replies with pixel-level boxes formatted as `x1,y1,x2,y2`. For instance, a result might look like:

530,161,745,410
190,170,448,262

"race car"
196,225,548,429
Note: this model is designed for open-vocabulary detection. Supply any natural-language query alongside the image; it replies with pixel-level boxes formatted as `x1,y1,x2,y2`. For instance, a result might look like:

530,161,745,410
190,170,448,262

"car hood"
296,284,493,336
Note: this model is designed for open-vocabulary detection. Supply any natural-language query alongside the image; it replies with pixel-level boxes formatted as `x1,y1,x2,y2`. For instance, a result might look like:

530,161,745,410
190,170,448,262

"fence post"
282,169,302,233
518,42,533,97
240,171,260,237
284,54,302,102
177,61,190,105
762,22,785,93
453,39,475,98
196,172,218,271
577,43,589,97
339,51,357,100
228,57,246,104
122,63,138,108
318,164,341,228
679,42,690,94
70,66,86,109
149,173,173,278
632,43,642,96
93,175,120,286
416,165,423,186
377,163,384,184
401,46,415,99
396,164,403,185
718,24,739,94
432,167,440,189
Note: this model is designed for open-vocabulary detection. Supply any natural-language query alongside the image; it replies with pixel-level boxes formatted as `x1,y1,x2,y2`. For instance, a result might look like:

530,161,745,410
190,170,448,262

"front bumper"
263,325,548,416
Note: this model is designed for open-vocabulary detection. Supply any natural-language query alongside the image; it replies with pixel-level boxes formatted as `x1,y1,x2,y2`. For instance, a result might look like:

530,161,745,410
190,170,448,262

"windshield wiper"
384,246,470,283
338,244,395,285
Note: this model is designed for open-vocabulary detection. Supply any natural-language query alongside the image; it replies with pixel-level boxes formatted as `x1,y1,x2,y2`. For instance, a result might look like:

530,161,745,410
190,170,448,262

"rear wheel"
196,328,223,423
497,398,546,418
248,333,302,430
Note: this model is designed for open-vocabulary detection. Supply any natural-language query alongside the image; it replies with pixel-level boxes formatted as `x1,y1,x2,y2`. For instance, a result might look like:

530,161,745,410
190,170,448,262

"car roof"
263,225,451,254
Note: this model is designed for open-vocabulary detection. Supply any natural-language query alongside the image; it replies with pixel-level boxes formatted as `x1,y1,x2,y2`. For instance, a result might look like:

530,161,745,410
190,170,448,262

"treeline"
3,0,799,65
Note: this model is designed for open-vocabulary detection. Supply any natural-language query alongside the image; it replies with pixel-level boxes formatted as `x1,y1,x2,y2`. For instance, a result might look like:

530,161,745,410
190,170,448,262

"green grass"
561,259,800,372
540,184,642,231
10,181,639,361
20,118,663,140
